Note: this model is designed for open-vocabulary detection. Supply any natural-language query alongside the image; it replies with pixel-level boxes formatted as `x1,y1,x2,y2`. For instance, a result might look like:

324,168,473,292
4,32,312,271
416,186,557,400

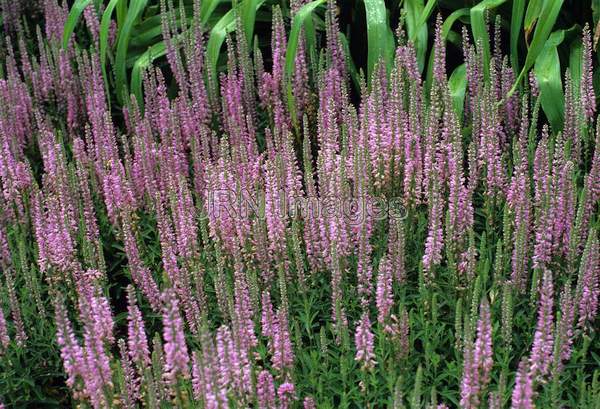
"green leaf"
534,30,565,131
206,0,265,87
340,32,360,92
206,7,236,86
131,41,167,107
441,8,470,41
115,0,148,103
363,0,395,79
200,0,223,24
242,0,262,46
448,63,467,117
510,0,525,72
417,0,437,29
524,0,543,34
524,0,564,71
508,0,564,98
469,0,507,76
99,0,121,105
116,0,127,27
285,0,326,80
62,0,93,48
405,0,428,72
100,0,120,70
569,38,583,99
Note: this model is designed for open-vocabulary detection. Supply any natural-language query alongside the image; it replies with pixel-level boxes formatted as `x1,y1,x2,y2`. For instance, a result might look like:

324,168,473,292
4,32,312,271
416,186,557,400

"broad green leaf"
130,12,195,47
510,0,525,72
524,0,565,71
534,30,565,131
363,0,395,79
448,63,467,117
62,0,93,48
470,0,507,76
285,0,326,79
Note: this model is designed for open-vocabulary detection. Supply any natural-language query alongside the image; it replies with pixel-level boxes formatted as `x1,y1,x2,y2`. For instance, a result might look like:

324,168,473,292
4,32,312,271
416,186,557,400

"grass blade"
534,30,565,131
363,0,395,79
412,0,437,39
100,0,120,71
62,0,93,48
524,0,564,71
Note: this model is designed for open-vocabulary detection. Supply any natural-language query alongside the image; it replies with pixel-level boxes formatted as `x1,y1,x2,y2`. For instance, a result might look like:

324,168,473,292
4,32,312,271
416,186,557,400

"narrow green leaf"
508,0,564,98
510,0,525,73
405,0,428,72
100,0,120,70
100,0,121,105
200,0,223,24
524,0,543,34
363,0,395,79
285,0,326,79
441,8,469,41
115,0,148,103
569,38,583,98
207,0,265,86
206,8,236,86
242,0,262,46
116,0,127,27
534,30,565,131
131,42,167,107
62,0,93,48
523,0,564,71
413,0,437,38
448,63,467,117
470,0,507,76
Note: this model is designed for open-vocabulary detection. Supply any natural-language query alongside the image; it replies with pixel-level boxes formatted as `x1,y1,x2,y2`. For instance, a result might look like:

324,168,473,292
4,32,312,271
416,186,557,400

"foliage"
0,0,599,408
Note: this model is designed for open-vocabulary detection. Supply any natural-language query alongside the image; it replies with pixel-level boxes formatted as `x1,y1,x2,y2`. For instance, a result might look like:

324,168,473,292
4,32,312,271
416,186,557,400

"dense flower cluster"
0,0,598,408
